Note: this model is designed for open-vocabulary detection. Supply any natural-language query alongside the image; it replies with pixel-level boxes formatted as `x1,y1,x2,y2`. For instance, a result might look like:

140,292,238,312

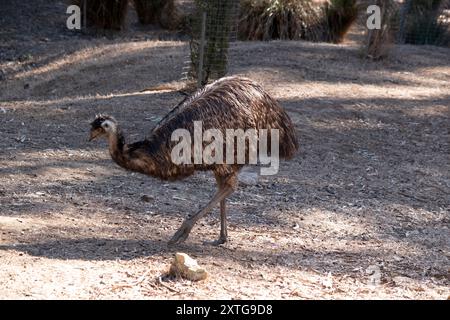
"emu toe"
168,223,193,245
203,237,227,246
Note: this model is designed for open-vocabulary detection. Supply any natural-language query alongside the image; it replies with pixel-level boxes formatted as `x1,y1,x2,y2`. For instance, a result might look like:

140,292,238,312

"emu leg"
210,175,228,245
168,172,237,245
218,198,228,243
203,199,228,246
168,185,233,245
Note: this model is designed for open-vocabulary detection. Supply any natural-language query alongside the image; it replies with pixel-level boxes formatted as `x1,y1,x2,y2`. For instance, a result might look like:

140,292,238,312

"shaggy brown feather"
92,76,298,180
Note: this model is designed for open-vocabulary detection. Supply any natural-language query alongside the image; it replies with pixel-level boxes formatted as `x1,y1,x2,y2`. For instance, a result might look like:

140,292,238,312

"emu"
89,76,298,245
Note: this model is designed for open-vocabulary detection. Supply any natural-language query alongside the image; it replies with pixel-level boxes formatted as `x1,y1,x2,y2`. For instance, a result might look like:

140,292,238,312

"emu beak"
88,131,98,142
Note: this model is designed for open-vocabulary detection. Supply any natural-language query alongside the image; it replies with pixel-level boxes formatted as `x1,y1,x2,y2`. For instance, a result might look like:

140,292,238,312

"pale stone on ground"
169,253,208,281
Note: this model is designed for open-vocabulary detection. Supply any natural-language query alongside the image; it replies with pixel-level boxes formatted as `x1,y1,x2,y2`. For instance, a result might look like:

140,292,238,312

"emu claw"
203,236,227,246
168,223,192,246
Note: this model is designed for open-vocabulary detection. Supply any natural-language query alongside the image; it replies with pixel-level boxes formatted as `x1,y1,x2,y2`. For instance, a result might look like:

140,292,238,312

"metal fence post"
397,0,411,44
83,0,87,30
197,11,207,88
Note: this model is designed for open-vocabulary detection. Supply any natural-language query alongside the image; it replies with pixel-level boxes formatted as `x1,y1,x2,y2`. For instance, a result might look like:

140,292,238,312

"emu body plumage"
89,76,298,245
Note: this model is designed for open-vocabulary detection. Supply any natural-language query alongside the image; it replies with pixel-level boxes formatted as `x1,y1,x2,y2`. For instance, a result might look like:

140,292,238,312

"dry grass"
237,0,359,43
323,0,359,43
238,0,325,41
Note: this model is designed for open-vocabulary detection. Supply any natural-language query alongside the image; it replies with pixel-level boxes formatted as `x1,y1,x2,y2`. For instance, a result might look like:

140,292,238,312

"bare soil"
0,0,449,299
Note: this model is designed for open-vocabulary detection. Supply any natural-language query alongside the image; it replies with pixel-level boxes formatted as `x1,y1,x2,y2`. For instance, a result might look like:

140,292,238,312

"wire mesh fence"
361,0,450,58
184,0,240,87
183,0,449,85
395,0,450,46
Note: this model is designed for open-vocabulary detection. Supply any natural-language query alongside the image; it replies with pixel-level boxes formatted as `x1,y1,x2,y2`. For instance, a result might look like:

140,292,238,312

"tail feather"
257,89,299,160
278,111,299,159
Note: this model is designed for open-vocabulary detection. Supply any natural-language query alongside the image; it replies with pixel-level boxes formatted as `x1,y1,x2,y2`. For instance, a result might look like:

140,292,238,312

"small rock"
366,265,382,286
324,186,336,194
16,135,26,143
141,195,154,202
169,252,208,281
405,230,420,237
18,54,31,62
322,272,333,289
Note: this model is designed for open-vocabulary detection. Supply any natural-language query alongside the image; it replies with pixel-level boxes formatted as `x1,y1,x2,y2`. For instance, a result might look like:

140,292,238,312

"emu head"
89,114,118,141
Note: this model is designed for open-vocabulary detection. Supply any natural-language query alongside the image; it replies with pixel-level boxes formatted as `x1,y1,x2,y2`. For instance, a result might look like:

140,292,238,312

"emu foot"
168,222,193,246
203,236,227,246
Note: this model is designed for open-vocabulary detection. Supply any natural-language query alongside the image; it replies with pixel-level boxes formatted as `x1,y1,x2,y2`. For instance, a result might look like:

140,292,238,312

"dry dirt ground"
0,1,449,299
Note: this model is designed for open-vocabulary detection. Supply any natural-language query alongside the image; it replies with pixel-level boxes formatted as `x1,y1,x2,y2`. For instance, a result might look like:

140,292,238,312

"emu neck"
107,127,159,177
108,127,126,167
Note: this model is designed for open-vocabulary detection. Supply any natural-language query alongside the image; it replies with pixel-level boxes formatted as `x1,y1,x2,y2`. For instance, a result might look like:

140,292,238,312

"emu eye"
103,123,109,128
